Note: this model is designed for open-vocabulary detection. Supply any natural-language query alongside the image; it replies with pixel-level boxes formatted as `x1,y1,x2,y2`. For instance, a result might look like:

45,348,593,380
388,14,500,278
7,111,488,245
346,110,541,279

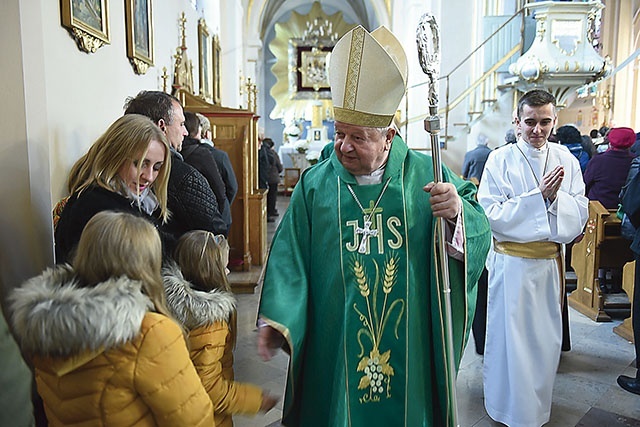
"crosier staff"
416,12,460,427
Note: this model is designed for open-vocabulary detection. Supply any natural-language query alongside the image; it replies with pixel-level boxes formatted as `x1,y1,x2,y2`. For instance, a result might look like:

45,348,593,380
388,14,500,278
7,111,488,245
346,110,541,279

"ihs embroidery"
351,253,405,403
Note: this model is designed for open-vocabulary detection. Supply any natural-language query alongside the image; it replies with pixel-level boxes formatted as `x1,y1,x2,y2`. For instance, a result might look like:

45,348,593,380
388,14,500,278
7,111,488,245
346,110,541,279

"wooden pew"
568,201,635,321
614,260,635,342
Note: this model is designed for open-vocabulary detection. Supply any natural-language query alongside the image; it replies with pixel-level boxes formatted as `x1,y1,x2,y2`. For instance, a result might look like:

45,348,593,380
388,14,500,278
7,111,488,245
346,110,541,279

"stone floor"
230,195,640,427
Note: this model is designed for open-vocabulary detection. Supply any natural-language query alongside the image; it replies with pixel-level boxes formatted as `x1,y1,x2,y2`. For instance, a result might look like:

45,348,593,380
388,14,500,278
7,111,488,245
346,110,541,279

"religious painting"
212,34,222,104
125,0,154,74
198,19,213,101
288,43,333,100
299,47,331,90
268,2,354,120
60,0,110,53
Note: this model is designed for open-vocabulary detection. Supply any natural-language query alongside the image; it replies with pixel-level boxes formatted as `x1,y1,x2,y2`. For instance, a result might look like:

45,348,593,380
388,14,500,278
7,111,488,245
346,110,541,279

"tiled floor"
231,195,640,427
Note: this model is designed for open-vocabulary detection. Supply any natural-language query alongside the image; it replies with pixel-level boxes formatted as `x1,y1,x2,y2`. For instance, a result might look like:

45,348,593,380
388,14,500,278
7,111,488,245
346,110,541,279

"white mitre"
329,25,408,128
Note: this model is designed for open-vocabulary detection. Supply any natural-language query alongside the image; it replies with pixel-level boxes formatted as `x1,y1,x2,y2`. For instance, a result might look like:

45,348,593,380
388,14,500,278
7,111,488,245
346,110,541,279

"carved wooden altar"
175,90,267,275
568,201,635,321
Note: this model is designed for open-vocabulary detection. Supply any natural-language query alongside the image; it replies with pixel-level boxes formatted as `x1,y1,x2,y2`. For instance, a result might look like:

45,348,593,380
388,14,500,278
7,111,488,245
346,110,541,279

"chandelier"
301,17,338,47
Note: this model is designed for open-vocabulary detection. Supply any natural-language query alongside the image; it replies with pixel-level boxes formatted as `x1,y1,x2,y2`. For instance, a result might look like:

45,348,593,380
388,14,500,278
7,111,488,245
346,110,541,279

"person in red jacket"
583,127,636,209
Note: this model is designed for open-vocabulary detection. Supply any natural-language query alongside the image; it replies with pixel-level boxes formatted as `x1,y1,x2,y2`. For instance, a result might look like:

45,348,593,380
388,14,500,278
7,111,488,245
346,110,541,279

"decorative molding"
71,28,106,53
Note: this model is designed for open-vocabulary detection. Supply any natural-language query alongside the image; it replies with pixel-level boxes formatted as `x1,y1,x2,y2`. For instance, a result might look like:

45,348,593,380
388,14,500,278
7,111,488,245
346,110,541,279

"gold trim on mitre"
333,107,394,128
329,25,407,128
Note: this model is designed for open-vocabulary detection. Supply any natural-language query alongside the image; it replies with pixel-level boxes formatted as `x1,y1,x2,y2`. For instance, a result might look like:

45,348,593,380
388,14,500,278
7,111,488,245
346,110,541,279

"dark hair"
517,89,556,119
556,125,582,145
184,111,200,137
598,126,610,137
123,90,180,125
589,129,599,138
262,137,274,148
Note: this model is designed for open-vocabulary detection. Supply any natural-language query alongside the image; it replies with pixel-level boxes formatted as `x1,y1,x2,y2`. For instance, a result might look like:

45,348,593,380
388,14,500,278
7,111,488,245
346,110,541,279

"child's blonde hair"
72,211,171,318
174,231,231,293
174,231,235,344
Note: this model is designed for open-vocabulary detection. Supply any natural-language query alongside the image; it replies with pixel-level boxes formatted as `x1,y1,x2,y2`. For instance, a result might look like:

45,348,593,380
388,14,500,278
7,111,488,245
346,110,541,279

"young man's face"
516,103,557,149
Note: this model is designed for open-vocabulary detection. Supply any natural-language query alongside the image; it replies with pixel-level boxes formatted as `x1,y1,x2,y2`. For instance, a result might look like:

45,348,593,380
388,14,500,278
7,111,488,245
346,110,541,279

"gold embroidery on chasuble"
351,253,405,404
341,177,407,406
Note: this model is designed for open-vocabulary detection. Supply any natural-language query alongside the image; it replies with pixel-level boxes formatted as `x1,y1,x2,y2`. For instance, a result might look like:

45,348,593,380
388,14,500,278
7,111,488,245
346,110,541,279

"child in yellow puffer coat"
10,211,214,427
163,231,278,427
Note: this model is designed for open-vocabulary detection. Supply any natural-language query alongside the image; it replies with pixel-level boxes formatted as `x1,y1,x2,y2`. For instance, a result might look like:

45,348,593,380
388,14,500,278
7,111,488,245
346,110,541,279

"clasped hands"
539,165,564,203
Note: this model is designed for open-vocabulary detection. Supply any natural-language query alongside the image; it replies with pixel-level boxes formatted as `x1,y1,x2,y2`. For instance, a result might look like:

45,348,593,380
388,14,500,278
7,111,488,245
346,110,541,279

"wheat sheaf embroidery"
352,253,405,403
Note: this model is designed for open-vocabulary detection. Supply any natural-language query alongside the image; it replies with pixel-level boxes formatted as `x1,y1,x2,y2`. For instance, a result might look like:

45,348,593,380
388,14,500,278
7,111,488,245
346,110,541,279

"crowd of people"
2,24,639,427
6,90,278,426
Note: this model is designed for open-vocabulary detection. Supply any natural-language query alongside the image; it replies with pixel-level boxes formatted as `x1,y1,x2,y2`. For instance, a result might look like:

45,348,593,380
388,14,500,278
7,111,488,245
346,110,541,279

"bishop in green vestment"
257,25,491,427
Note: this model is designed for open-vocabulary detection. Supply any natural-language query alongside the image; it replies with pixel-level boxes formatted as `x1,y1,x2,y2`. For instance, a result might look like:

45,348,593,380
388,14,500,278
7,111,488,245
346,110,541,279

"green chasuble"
259,136,491,427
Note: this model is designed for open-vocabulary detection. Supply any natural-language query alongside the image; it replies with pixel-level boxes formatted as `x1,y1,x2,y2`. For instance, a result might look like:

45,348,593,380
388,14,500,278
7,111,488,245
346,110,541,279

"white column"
219,0,244,108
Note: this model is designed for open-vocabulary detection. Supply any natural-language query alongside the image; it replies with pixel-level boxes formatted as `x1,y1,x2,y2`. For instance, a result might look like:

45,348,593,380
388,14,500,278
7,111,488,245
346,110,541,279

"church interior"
2,0,640,426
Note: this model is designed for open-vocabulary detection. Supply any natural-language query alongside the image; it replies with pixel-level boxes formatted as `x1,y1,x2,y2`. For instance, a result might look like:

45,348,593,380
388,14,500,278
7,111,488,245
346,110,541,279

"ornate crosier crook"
417,13,460,427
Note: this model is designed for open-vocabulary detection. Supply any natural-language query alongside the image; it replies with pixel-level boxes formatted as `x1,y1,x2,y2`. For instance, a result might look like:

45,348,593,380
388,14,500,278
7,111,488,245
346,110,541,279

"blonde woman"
55,114,171,263
10,211,214,426
163,231,278,427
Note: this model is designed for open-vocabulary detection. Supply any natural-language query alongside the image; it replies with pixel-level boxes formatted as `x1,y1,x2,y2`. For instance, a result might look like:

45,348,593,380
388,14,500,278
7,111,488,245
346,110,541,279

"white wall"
0,0,51,303
0,0,205,299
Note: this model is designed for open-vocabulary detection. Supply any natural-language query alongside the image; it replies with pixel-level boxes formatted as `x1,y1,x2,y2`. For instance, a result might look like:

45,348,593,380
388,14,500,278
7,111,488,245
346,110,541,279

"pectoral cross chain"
356,219,378,254
345,177,391,255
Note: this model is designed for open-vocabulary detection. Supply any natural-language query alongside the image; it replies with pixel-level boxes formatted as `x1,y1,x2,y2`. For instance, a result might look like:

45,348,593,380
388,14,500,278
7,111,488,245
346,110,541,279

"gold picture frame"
212,34,221,104
198,19,213,101
60,0,110,53
124,0,154,75
288,43,332,100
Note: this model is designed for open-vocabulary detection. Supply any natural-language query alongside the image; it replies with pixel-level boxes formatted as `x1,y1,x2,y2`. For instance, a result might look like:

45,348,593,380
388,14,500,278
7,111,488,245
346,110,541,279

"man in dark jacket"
462,133,492,183
181,111,231,235
196,112,238,234
123,91,226,246
618,159,640,395
258,138,274,221
262,138,283,219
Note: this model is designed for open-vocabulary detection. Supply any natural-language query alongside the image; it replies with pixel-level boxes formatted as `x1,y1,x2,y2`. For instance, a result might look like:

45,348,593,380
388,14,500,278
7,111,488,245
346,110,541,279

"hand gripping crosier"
417,13,460,427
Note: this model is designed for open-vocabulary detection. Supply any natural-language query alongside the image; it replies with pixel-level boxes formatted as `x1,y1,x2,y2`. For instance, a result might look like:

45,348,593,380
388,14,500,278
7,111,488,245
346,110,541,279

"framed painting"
212,34,221,104
299,47,331,90
287,41,332,100
198,19,213,101
125,0,154,74
60,0,110,53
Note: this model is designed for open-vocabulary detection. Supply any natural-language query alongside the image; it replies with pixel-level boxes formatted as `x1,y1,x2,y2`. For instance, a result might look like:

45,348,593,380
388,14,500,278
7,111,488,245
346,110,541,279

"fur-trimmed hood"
162,262,236,330
10,265,152,358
